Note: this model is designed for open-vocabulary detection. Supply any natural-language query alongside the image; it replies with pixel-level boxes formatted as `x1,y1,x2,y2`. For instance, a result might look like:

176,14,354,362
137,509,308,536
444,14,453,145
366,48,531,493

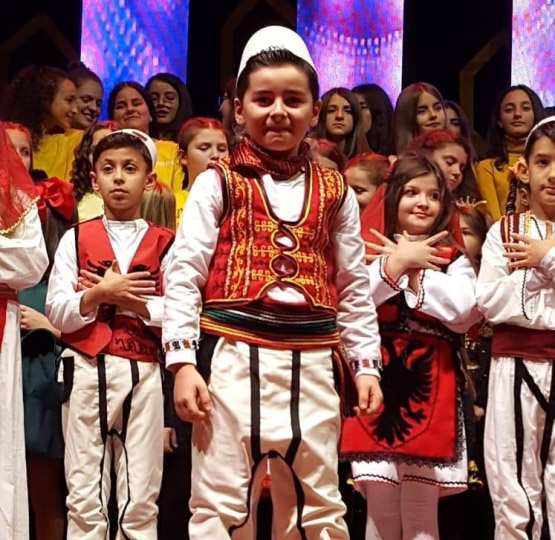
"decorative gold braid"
0,197,39,236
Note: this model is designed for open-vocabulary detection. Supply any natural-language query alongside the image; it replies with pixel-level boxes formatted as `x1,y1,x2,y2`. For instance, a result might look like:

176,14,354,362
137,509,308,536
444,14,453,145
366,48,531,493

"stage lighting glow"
81,0,189,117
512,0,555,106
297,0,404,103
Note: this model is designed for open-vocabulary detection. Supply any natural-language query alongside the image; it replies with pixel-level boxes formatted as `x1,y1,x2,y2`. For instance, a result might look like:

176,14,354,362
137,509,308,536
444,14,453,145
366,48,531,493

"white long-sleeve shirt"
0,205,48,290
368,252,480,334
46,216,168,334
476,216,555,329
162,168,382,377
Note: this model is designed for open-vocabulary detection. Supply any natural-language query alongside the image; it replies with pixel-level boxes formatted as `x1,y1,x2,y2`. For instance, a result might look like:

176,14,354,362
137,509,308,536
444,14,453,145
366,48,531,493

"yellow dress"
33,130,83,181
77,192,104,222
174,190,189,227
475,137,525,222
155,140,185,194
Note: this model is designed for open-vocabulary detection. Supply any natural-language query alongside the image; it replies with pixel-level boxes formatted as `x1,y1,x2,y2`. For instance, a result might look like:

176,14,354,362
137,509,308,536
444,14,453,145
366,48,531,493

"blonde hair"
140,182,176,230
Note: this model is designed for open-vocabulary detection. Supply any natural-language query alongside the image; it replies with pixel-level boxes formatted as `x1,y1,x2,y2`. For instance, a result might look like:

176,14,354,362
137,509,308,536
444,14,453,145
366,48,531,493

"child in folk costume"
342,156,480,540
46,129,175,540
163,26,383,540
477,116,555,540
0,125,49,540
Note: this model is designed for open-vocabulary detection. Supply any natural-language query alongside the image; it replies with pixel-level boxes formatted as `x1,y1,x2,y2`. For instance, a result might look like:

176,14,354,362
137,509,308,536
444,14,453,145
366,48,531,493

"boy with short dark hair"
163,26,383,539
46,129,174,540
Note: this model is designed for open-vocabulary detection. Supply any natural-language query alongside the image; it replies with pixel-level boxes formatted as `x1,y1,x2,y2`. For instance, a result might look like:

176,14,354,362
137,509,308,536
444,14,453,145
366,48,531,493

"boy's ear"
90,170,100,193
144,171,157,192
310,99,322,129
234,97,246,127
516,159,530,185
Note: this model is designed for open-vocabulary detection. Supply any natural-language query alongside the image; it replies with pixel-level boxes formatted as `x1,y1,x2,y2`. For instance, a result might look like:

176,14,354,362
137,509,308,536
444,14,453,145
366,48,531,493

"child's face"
48,78,77,132
148,80,179,125
521,136,555,220
355,93,372,133
326,93,354,140
345,166,377,210
445,107,461,136
415,91,445,134
431,143,468,192
7,129,31,171
460,213,482,262
397,173,441,236
179,128,229,188
91,147,155,220
235,65,320,157
112,87,151,134
498,89,534,138
72,79,103,130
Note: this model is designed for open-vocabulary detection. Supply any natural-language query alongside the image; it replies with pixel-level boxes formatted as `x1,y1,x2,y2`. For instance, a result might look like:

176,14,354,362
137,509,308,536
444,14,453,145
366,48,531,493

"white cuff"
165,348,197,368
356,368,381,380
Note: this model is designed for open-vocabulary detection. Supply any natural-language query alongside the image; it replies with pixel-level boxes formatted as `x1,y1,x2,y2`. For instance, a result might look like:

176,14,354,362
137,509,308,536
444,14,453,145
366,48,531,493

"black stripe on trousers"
97,355,110,540
514,358,554,540
116,361,140,540
229,348,308,539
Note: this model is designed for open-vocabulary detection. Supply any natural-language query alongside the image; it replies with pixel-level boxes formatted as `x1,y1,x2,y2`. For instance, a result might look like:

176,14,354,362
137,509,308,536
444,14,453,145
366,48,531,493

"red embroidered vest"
202,158,347,314
61,218,174,362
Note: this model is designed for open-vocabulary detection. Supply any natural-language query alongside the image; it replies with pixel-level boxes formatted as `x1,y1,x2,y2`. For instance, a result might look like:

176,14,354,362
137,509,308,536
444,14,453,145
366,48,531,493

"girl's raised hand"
365,229,398,263
395,230,451,271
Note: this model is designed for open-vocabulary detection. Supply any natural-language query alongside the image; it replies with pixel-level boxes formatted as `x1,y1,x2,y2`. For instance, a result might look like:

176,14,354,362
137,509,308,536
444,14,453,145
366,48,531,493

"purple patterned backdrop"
81,0,189,117
297,0,404,102
512,0,555,106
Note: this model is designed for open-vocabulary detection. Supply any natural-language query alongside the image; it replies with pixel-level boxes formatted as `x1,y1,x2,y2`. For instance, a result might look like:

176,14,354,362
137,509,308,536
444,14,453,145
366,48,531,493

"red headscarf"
0,125,38,234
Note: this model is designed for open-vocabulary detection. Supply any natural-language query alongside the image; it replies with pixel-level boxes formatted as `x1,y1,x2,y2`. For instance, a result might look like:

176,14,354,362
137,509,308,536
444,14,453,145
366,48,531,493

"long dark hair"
444,100,478,162
485,85,544,168
394,82,445,154
70,121,118,202
146,73,193,142
384,155,453,240
352,83,395,155
107,81,159,138
315,87,369,159
1,65,71,151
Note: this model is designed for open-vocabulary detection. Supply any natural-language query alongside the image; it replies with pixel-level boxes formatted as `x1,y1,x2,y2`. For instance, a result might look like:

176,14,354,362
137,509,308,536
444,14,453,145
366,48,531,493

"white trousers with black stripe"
190,337,349,540
61,351,163,540
484,356,555,540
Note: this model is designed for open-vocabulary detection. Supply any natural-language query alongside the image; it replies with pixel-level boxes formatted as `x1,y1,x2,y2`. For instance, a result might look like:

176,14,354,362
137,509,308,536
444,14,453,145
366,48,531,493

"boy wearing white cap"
46,130,175,540
163,26,383,539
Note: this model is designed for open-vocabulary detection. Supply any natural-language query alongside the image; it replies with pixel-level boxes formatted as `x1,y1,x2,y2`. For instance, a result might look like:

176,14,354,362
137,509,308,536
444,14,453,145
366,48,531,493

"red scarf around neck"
230,135,310,180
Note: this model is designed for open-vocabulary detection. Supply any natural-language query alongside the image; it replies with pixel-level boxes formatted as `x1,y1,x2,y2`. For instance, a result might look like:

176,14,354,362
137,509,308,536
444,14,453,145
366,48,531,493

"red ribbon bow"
35,177,75,223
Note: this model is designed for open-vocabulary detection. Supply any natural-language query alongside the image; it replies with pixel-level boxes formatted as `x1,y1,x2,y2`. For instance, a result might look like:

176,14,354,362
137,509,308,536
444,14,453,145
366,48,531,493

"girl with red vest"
46,130,174,540
0,124,49,540
477,116,555,539
342,156,480,540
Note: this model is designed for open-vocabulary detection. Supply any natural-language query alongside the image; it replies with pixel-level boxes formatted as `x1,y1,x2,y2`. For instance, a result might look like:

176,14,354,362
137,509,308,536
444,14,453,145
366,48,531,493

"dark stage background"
0,0,513,152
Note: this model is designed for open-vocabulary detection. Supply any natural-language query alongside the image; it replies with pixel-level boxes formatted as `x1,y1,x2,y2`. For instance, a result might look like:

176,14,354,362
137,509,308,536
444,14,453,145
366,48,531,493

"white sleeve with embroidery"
368,255,409,307
162,169,224,368
404,254,480,334
477,221,555,329
332,188,382,377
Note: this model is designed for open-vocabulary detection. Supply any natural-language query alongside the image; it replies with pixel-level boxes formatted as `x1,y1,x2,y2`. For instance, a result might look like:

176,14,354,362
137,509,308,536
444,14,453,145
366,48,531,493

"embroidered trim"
349,357,383,372
414,270,426,310
351,473,400,486
163,339,200,353
379,255,401,291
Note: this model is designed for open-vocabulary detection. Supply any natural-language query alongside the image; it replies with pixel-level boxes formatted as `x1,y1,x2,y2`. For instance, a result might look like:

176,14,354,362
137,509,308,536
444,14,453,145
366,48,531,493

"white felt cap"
525,115,555,150
112,129,158,167
237,25,316,80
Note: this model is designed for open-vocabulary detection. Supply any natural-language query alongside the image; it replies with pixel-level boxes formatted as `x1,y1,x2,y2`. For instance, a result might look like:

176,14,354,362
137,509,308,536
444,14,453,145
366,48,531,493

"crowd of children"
0,23,554,540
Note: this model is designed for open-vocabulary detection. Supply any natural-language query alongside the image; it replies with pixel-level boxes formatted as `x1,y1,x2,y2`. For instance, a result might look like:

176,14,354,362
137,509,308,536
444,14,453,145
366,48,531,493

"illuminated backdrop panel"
297,0,404,102
512,0,555,106
81,0,189,114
